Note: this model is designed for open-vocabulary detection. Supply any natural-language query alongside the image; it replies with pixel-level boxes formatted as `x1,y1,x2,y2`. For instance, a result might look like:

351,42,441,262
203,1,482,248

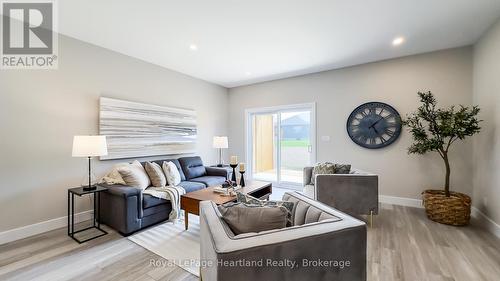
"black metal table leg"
93,192,97,227
71,192,74,236
97,192,100,229
67,190,70,236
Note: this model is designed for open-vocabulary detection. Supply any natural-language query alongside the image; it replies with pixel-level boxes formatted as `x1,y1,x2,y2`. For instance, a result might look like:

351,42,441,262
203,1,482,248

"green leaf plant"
403,91,481,197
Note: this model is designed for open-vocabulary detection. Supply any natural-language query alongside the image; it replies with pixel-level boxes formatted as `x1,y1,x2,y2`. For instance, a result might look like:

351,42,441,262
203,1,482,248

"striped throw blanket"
143,186,186,221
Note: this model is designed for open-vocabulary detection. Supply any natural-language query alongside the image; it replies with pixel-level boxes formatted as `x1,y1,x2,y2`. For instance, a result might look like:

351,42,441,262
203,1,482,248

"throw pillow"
145,162,167,187
163,161,181,186
117,160,151,190
100,162,129,185
310,162,335,185
334,164,351,174
218,202,288,235
236,192,295,226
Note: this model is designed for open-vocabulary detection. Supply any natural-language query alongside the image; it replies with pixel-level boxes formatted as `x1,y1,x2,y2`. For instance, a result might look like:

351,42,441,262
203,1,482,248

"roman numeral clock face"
347,102,402,149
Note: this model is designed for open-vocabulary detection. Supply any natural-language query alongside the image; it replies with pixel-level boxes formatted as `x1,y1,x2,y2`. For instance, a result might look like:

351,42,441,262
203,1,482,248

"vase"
421,189,471,226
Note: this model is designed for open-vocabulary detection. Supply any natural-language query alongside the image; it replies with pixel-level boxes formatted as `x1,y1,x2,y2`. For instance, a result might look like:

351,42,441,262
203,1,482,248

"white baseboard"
0,210,93,245
471,207,500,239
379,195,423,208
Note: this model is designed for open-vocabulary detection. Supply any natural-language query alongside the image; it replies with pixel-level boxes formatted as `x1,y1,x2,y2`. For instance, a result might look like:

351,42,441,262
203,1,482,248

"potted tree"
404,91,481,226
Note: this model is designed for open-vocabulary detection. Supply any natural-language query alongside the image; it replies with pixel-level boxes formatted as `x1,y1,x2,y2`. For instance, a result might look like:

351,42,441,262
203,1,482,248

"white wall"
228,47,473,200
473,18,500,225
0,35,228,232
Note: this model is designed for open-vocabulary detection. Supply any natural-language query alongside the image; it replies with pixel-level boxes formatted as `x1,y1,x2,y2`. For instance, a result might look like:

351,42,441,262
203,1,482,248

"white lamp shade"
72,136,108,157
213,136,228,149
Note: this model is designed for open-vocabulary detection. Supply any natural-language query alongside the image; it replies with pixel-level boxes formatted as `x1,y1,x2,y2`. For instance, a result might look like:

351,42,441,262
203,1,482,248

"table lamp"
213,136,228,167
72,136,108,191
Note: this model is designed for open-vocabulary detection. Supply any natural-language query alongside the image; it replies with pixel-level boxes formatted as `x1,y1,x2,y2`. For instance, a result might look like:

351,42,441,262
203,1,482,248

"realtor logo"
1,0,58,69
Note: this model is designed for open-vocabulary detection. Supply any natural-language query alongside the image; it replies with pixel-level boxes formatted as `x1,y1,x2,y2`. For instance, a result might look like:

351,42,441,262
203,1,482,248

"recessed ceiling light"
189,44,198,51
392,37,405,46
245,71,252,76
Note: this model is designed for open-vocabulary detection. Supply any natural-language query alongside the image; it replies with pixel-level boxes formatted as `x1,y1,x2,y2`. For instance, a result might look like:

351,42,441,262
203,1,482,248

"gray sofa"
303,167,379,224
99,156,229,235
200,191,367,281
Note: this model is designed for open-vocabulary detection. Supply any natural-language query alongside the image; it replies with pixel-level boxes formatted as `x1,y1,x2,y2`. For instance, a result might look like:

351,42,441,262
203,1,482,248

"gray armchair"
200,192,367,281
303,167,378,225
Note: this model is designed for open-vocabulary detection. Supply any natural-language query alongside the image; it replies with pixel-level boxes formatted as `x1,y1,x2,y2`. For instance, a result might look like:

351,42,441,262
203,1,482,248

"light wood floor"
368,204,500,281
1,203,499,281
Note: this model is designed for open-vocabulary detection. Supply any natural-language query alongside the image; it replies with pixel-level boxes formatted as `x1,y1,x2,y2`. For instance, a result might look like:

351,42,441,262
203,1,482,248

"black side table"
68,185,108,243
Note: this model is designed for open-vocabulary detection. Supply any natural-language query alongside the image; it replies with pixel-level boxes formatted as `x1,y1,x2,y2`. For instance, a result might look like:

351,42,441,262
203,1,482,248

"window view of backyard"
252,110,312,187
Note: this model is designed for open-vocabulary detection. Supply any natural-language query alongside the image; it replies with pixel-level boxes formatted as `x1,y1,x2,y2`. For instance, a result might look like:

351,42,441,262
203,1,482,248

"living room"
1,1,500,281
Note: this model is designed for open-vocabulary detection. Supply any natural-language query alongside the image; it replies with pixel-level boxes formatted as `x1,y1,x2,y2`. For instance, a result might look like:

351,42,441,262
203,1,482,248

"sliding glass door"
247,104,315,189
279,110,313,184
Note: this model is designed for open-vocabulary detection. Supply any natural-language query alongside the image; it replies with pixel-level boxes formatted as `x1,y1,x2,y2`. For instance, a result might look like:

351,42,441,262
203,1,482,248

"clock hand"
369,117,384,129
372,126,379,134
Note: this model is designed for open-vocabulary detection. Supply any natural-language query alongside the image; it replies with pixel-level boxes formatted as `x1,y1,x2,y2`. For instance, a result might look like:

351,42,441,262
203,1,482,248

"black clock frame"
346,102,402,149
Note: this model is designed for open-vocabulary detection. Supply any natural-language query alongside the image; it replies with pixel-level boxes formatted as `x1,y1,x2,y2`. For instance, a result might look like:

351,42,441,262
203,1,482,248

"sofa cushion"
282,193,342,226
145,162,167,187
142,199,172,217
236,191,295,226
143,194,169,209
293,200,310,225
310,162,335,185
178,181,206,193
334,164,352,174
151,159,186,181
162,161,181,186
218,202,288,235
117,160,151,190
100,162,128,185
310,163,352,185
304,205,323,224
179,156,207,180
189,176,226,187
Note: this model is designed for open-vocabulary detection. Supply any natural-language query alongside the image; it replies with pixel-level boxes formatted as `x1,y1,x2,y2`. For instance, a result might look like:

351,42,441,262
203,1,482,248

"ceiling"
56,0,500,88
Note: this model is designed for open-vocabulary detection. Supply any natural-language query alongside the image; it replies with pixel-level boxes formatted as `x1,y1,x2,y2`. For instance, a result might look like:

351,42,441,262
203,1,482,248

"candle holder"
239,171,245,187
230,163,238,183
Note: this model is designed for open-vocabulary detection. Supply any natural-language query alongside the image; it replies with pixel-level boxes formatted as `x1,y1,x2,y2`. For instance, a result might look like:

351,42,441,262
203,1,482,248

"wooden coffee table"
180,181,272,230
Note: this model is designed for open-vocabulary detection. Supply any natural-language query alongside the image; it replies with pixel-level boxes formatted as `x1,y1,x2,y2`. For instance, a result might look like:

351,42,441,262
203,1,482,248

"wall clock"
346,102,402,149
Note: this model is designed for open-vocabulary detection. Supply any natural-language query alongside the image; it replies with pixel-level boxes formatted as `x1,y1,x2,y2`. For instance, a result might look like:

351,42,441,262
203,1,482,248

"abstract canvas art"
99,97,197,160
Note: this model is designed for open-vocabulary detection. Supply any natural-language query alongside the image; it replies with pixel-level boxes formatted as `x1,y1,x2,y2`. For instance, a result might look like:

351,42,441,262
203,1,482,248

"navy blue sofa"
99,156,229,235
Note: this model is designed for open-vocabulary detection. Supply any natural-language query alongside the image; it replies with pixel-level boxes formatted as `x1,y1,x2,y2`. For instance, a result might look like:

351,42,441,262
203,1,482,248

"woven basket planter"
421,190,471,226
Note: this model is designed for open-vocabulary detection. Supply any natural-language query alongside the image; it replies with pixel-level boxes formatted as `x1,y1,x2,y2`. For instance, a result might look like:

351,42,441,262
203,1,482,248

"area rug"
128,216,200,276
